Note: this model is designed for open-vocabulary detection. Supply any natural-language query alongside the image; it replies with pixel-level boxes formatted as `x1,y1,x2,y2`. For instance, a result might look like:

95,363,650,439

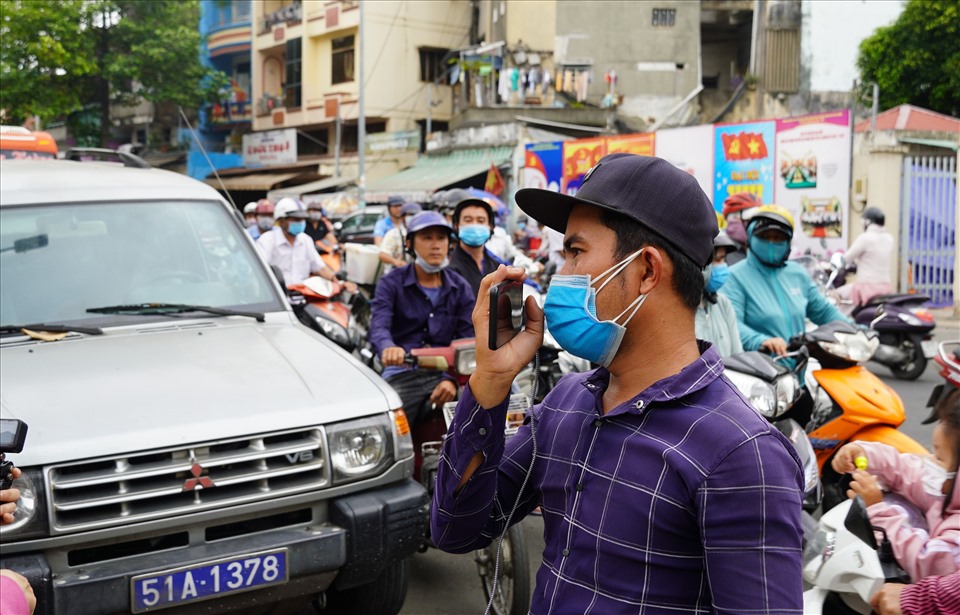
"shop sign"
243,129,297,167
365,130,421,155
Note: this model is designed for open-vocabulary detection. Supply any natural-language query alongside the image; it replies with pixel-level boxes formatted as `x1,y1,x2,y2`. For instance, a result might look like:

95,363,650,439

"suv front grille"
48,428,327,534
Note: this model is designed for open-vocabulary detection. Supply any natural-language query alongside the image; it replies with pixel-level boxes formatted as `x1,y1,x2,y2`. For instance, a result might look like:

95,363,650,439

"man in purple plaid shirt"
431,154,805,614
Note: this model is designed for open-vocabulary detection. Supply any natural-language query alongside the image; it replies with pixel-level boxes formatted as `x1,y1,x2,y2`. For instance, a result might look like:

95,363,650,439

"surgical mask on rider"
309,211,323,222
517,221,527,231
922,456,957,496
542,248,648,368
749,236,790,267
703,262,730,293
287,220,306,236
726,216,747,244
458,224,491,247
415,254,449,274
257,216,275,231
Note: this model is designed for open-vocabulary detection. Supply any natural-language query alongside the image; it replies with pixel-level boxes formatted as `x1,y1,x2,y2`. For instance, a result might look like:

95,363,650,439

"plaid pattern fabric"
432,343,805,614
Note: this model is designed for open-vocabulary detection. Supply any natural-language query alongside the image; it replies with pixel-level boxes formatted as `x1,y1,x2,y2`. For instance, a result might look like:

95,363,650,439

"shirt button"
561,548,570,557
575,483,584,492
429,313,434,318
593,419,602,427
478,427,487,436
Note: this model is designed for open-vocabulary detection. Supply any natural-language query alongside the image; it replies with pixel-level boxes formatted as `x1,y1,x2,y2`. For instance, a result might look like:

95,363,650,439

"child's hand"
847,470,884,506
832,443,866,474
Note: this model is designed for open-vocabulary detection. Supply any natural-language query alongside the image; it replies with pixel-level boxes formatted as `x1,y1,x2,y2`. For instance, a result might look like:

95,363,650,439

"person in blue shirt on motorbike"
368,210,475,425
721,205,849,356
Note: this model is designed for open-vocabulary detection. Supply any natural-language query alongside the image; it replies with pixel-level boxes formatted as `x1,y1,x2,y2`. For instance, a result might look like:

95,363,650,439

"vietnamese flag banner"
484,162,505,196
562,137,607,195
605,133,655,157
522,141,564,192
713,120,776,207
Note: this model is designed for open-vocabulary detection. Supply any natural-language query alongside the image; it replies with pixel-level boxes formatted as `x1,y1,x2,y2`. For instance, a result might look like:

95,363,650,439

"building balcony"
206,23,252,59
257,2,302,37
207,100,252,126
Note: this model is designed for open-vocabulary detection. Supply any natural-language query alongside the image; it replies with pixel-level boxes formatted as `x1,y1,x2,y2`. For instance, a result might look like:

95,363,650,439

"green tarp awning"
365,146,513,202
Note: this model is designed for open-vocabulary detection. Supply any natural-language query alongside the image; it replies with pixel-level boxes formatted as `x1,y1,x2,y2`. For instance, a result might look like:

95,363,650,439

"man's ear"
636,247,664,295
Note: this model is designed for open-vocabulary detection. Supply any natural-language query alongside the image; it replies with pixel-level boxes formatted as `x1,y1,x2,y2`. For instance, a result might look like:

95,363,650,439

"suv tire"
324,558,410,615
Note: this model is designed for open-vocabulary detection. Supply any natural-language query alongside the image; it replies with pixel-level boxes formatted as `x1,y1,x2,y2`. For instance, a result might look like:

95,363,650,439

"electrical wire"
363,1,404,89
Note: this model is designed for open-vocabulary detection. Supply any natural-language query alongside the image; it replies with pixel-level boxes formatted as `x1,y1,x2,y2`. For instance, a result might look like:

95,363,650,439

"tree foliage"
0,0,228,140
857,0,960,117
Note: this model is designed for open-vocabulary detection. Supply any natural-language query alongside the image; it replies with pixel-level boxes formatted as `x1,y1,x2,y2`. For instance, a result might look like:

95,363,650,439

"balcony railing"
258,2,302,35
209,100,252,124
256,94,285,117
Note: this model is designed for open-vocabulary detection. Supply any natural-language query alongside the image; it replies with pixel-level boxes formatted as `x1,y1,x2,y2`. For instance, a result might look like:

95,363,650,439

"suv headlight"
725,371,778,418
820,331,879,363
0,467,46,540
327,415,393,484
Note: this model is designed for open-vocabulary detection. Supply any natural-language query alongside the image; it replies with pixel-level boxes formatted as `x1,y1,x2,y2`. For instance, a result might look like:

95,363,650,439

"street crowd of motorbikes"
280,197,944,615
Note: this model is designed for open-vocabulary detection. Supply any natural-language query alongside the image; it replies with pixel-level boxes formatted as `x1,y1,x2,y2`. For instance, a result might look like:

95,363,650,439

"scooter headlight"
455,346,476,376
774,373,800,416
725,371,778,418
314,314,351,347
819,331,879,363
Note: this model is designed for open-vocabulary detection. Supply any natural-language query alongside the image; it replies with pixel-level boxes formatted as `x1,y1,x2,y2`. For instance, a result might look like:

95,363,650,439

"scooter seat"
862,293,930,308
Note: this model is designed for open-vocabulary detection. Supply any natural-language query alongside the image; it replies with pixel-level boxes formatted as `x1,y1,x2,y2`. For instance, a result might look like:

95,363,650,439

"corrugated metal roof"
364,147,513,202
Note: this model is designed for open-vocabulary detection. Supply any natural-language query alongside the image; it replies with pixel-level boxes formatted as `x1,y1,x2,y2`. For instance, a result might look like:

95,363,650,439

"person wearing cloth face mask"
832,345,960,582
304,201,339,255
448,197,505,297
431,153,804,614
256,197,354,289
720,205,849,357
368,211,475,426
695,232,743,357
378,202,421,275
721,191,762,265
247,199,275,240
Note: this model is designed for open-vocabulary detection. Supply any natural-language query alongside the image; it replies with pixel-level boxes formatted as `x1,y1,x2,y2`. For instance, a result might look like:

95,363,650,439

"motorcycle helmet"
243,202,258,216
452,197,495,229
254,198,275,216
722,192,763,219
748,205,795,241
922,341,960,424
863,206,885,227
274,197,308,219
712,231,739,260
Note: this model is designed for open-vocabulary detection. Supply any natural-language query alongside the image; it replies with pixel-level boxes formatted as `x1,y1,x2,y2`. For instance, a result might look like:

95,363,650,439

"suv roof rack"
63,147,151,169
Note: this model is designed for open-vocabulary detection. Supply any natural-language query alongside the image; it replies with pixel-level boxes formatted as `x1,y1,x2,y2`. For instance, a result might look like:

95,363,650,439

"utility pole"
426,83,433,139
357,2,366,205
334,98,341,177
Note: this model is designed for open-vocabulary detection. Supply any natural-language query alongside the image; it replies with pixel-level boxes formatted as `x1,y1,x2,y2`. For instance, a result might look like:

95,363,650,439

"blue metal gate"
899,156,957,307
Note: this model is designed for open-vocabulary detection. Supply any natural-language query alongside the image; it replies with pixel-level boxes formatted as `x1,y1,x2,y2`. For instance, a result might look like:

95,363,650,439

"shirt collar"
400,263,451,287
583,341,724,416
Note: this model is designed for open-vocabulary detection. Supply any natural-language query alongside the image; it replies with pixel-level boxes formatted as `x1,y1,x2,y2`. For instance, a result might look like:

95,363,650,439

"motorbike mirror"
829,252,845,269
333,221,343,231
844,496,878,551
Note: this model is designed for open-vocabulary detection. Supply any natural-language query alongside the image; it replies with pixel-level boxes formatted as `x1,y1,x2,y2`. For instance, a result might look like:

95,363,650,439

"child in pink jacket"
832,387,960,581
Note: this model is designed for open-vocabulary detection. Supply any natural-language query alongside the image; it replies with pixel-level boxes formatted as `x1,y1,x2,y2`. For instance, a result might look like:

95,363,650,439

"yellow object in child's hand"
854,456,868,471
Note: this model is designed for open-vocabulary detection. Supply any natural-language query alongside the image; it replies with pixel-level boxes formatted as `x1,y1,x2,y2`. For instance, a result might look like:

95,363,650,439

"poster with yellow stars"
713,120,776,210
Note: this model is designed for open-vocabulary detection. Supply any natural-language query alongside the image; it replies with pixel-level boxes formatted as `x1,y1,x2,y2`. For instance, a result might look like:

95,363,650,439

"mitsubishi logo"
182,460,216,492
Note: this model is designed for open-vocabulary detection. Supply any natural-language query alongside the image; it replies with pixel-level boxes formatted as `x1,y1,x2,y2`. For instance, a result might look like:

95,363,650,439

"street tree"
0,0,228,145
857,0,960,117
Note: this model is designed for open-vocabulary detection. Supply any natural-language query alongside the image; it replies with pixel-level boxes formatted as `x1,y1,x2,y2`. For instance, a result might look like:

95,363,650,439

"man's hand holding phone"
470,265,544,409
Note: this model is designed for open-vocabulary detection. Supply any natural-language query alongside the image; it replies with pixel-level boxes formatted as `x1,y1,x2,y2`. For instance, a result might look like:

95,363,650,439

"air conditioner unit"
853,177,867,203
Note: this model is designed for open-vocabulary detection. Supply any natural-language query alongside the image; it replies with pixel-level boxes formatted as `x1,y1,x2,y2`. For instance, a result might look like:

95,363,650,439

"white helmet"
274,197,308,219
243,201,258,215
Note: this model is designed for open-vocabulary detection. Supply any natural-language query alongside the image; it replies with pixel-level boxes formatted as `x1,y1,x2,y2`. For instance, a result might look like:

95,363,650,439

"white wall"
804,0,904,92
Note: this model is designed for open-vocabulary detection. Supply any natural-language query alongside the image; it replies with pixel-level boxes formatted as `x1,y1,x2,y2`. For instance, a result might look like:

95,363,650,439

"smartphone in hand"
489,280,525,350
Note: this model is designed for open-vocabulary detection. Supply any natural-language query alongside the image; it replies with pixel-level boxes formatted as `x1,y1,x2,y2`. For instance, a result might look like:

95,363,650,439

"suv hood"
0,320,400,466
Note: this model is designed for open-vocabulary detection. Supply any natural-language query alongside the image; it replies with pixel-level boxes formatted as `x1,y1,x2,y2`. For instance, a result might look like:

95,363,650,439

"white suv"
0,159,426,614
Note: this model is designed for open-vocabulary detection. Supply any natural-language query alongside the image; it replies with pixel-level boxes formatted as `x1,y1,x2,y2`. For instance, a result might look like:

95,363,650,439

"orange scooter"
790,321,927,509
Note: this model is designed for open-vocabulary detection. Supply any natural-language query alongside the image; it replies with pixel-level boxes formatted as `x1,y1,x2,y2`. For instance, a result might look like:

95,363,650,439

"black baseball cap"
516,154,719,267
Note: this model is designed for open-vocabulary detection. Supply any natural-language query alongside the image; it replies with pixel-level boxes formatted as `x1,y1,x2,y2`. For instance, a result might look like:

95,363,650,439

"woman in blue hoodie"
721,205,848,355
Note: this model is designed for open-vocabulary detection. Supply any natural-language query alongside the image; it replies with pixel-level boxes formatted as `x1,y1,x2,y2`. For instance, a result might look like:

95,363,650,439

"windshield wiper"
0,323,103,336
86,303,265,322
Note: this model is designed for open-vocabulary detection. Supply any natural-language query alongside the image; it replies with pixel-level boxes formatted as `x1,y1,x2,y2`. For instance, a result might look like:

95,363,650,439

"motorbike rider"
256,197,355,290
720,204,849,356
448,196,504,297
368,210,475,425
721,191,762,265
871,571,960,615
832,343,960,582
304,201,338,255
372,195,405,246
843,206,894,306
378,202,421,275
247,198,275,240
243,201,258,227
695,231,743,357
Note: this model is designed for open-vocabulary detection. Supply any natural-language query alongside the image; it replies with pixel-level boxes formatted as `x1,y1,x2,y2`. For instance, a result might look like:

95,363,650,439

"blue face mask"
704,262,730,293
458,224,491,247
517,222,527,231
415,254,449,274
542,249,648,367
287,220,306,236
749,236,790,267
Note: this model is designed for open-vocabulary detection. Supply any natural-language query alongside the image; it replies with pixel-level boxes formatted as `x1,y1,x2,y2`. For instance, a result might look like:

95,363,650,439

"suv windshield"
1,201,283,327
